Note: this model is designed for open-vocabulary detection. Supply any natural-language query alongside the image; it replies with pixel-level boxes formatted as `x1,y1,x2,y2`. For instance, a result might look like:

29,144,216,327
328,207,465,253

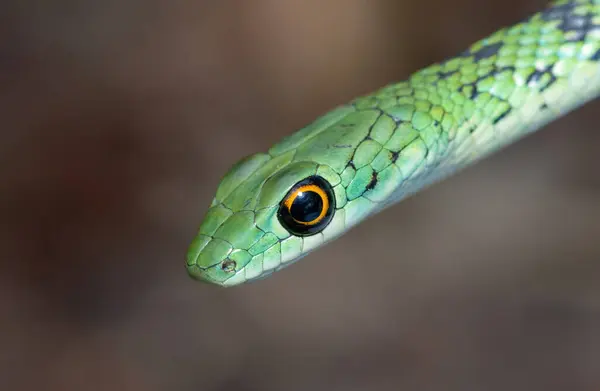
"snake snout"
186,234,235,284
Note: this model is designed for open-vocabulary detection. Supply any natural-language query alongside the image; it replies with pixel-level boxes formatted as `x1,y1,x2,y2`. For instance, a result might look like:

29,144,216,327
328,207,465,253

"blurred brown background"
2,0,600,390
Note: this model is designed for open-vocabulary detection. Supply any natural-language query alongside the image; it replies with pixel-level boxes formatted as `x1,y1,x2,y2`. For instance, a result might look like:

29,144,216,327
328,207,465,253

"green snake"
186,0,600,287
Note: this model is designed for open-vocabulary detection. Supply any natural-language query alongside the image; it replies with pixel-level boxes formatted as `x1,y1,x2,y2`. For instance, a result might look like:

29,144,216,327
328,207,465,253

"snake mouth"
186,262,233,286
244,269,275,283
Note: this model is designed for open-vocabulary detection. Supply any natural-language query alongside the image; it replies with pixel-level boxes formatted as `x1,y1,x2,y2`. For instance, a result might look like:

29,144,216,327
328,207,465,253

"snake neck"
367,0,600,210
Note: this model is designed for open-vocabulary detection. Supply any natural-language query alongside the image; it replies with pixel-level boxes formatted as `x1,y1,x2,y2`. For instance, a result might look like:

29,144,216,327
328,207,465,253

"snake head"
187,103,424,286
185,149,349,287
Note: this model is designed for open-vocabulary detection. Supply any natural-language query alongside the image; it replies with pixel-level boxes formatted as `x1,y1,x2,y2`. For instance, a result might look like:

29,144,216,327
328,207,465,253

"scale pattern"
187,0,600,286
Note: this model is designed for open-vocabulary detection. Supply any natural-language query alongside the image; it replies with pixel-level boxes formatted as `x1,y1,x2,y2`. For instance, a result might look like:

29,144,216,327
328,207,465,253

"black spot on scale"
459,84,479,100
492,107,512,125
540,103,549,110
539,2,576,23
437,70,458,79
539,2,596,43
471,42,503,61
562,14,590,32
526,69,545,84
365,171,378,191
525,68,557,92
469,87,479,100
540,74,557,92
592,48,600,61
390,150,399,163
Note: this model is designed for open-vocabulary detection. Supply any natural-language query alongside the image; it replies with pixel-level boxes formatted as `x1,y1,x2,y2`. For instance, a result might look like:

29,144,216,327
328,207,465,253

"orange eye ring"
283,184,329,226
277,176,336,236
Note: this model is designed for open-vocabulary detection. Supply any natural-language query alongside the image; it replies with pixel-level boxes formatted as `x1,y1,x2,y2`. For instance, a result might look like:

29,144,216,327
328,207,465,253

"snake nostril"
221,259,236,273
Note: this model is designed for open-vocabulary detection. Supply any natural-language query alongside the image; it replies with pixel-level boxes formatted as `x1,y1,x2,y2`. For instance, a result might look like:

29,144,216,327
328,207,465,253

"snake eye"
277,175,335,236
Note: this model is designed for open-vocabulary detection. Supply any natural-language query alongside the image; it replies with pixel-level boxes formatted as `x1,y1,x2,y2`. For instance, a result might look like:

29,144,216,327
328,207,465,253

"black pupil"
290,191,323,223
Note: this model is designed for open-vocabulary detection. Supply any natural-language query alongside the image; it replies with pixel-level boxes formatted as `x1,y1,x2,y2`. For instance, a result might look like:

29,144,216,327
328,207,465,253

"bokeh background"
2,0,600,390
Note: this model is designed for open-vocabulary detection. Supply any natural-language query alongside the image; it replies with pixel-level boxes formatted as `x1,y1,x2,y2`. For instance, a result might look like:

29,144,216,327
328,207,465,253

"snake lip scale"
187,0,600,287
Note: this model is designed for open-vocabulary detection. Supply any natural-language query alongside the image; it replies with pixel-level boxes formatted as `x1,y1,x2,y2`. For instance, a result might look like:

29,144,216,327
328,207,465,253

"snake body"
187,0,600,287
